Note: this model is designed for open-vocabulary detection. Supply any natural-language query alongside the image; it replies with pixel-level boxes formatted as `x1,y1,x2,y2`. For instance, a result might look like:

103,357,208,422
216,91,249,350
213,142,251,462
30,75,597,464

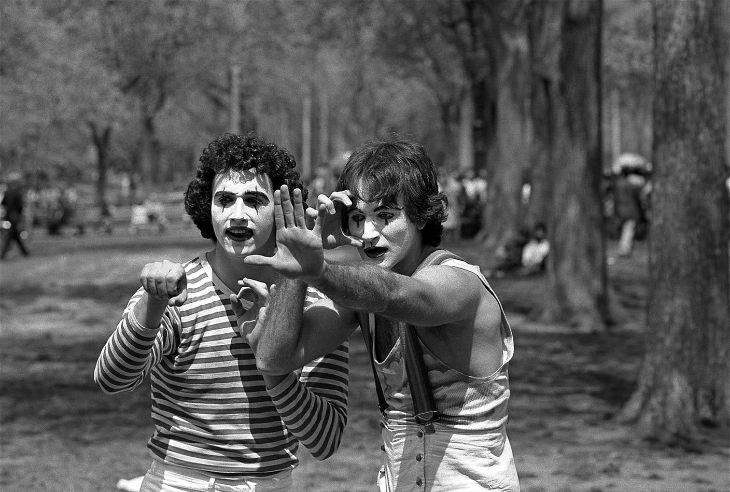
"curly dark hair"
184,133,307,242
336,139,447,247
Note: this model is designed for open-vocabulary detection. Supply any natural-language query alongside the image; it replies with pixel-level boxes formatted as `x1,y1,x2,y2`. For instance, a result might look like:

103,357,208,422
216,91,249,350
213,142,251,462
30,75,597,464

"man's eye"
245,197,264,206
350,215,365,227
218,195,234,206
378,213,394,222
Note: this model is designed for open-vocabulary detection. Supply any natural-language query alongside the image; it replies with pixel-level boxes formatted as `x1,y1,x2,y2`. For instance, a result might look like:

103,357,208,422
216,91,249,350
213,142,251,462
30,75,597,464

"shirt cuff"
265,372,299,401
126,307,161,336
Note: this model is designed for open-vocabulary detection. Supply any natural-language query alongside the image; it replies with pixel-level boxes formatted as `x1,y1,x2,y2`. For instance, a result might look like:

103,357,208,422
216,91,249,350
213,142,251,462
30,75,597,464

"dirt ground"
0,228,727,491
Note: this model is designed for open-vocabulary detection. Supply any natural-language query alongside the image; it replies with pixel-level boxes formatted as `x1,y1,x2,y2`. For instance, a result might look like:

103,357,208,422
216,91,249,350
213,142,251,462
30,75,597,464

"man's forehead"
213,169,272,191
353,196,403,211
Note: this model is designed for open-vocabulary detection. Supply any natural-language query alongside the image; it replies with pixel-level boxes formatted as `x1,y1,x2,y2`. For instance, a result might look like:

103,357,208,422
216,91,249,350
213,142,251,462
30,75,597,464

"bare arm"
244,185,481,328
306,261,482,327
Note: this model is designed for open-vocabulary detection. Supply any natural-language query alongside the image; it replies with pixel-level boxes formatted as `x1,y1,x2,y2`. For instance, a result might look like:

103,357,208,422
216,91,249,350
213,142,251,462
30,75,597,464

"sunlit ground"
0,227,727,491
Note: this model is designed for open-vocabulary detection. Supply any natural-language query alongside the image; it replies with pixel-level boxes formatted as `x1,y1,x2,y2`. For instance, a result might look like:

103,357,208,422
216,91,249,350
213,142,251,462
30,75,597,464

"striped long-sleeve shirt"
94,255,349,477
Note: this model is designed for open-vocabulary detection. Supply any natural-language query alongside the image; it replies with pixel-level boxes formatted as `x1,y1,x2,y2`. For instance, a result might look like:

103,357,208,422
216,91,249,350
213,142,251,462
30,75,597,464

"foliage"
1,1,658,194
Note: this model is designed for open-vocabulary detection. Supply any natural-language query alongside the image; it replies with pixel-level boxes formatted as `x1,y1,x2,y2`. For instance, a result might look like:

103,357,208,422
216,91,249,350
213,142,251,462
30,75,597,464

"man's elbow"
93,370,139,395
308,432,344,461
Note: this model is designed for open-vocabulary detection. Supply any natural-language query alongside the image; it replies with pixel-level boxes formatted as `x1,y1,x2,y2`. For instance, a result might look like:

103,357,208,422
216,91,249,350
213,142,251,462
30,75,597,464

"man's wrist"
302,261,328,287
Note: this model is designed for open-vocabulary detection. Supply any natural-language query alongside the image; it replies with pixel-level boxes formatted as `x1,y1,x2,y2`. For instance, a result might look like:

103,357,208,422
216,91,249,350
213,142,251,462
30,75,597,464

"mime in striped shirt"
94,133,350,491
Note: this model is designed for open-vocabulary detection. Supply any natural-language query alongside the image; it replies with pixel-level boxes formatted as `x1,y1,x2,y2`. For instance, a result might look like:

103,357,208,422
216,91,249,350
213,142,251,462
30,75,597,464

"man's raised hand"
317,191,363,250
139,260,188,306
244,185,326,279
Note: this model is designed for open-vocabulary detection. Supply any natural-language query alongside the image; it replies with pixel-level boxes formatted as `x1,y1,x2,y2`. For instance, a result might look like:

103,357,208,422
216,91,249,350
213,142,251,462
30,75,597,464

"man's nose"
230,198,250,220
361,219,379,242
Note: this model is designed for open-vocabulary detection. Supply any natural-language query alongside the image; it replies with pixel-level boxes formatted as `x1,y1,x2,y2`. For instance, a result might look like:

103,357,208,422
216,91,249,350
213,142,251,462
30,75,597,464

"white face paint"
347,196,421,273
211,169,275,258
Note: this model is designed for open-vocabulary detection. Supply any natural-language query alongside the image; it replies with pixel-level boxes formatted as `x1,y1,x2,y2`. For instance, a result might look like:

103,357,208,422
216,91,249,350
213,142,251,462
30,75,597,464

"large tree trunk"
618,0,729,443
139,112,161,190
530,0,608,331
480,23,533,249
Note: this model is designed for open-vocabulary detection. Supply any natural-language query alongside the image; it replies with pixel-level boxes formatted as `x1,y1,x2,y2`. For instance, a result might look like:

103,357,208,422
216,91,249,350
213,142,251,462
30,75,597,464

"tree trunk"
618,0,729,444
318,87,329,166
480,24,532,249
140,114,161,189
230,64,241,133
88,122,112,215
530,0,608,331
458,88,475,173
301,85,313,182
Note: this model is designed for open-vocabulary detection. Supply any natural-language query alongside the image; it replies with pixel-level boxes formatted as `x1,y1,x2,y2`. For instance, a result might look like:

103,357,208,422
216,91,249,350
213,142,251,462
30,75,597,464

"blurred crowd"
6,152,706,268
440,169,489,241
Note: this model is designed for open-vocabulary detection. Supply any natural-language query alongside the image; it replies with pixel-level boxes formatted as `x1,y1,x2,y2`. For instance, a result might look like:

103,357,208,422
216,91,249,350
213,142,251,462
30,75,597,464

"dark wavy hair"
336,139,447,247
184,133,307,242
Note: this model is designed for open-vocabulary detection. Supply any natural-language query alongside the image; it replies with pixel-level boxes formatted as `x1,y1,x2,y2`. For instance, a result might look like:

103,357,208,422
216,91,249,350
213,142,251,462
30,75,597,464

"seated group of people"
491,223,550,278
95,133,520,491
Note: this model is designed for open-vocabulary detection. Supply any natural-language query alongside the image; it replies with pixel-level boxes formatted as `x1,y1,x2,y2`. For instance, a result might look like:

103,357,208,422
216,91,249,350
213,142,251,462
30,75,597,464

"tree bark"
530,0,608,331
88,122,112,215
301,85,313,182
476,16,532,249
619,0,729,444
458,88,475,173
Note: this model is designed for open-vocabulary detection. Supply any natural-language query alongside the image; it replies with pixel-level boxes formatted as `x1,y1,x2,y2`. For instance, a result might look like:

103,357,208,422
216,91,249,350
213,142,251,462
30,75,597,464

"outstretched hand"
245,185,332,279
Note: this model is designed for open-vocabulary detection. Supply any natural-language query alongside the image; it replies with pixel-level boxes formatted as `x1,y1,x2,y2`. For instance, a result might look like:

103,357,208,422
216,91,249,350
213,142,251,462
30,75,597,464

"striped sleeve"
266,287,350,460
93,287,179,394
266,343,349,460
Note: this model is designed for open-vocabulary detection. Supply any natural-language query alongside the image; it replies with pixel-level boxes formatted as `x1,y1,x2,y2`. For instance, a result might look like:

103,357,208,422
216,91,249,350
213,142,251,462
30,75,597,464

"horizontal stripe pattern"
94,255,349,476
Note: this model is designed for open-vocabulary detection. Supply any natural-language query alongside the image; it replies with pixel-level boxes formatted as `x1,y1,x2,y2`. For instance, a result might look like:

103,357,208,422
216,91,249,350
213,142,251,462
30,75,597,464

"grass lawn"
0,227,727,491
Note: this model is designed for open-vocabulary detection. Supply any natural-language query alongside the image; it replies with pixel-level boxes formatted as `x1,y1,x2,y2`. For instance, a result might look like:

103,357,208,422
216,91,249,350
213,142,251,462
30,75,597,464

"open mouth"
226,227,254,242
363,246,388,258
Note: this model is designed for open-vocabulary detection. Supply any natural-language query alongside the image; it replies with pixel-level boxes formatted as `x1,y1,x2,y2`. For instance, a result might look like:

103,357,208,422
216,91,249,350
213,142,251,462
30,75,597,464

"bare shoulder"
413,263,484,296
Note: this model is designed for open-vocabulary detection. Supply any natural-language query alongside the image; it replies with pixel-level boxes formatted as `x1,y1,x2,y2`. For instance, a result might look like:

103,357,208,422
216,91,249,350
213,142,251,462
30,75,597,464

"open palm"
245,185,326,279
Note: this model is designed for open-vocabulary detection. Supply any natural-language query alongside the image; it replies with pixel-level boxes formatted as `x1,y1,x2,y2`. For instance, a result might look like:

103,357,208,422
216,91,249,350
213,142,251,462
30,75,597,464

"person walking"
1,172,30,260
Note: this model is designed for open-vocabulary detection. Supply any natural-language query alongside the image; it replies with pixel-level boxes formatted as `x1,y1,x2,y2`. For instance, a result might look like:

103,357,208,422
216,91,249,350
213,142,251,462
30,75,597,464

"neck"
208,245,277,291
394,244,438,277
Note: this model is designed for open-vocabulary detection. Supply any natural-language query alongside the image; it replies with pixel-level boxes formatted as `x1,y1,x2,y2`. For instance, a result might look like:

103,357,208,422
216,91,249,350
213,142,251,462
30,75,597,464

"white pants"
377,420,519,491
140,460,293,492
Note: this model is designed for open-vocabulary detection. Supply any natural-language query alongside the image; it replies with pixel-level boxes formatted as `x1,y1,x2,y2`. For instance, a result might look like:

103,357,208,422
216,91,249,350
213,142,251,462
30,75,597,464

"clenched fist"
139,260,188,306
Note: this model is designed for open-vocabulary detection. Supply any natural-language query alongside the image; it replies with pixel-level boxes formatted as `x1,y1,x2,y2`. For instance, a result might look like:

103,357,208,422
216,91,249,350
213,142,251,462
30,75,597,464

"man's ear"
416,220,426,231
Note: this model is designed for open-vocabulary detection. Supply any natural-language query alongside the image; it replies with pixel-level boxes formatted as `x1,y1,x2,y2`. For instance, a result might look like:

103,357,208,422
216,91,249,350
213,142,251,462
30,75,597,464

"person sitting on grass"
241,139,520,490
94,133,349,492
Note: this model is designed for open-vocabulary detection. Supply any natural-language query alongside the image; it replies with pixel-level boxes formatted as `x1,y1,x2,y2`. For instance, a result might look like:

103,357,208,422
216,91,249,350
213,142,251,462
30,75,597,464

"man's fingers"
272,190,285,230
305,208,318,229
168,289,187,306
243,254,275,267
318,194,336,215
292,188,307,228
238,278,269,306
279,185,294,228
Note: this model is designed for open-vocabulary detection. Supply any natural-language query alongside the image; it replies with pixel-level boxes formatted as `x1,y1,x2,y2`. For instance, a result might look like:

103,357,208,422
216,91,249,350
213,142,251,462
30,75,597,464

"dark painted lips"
226,227,254,241
364,246,388,258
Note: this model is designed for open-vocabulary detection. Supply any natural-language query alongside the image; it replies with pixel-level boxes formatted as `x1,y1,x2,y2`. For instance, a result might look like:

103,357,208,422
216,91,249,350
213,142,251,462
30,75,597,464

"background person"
94,133,349,492
1,172,30,260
